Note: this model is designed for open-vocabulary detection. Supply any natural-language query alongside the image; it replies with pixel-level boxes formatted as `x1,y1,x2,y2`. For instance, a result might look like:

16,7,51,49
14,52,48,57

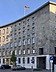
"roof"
0,1,56,28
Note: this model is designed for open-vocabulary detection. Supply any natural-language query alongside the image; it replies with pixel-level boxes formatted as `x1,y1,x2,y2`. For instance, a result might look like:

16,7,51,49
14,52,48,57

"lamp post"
50,56,54,72
31,58,34,72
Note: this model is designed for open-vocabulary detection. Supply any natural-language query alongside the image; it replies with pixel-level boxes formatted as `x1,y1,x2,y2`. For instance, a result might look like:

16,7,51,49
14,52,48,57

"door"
37,57,46,69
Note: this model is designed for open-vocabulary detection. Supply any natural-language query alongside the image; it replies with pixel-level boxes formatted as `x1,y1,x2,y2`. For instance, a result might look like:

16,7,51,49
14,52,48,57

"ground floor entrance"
37,57,46,69
0,55,51,70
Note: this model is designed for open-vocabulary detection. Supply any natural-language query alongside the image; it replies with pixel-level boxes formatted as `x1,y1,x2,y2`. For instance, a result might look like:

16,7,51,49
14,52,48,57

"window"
32,16,34,19
10,34,12,36
14,42,17,47
32,23,35,26
0,37,1,42
31,57,35,64
10,38,13,42
15,50,17,55
23,39,26,45
3,59,5,63
23,30,25,33
23,26,25,29
6,28,9,34
6,35,9,41
15,24,17,27
19,40,21,46
22,58,25,64
11,51,13,55
18,58,21,64
19,23,21,25
14,33,16,35
19,50,21,55
39,48,43,55
3,29,5,34
11,43,13,47
18,28,21,30
18,32,21,34
27,24,30,27
23,50,25,54
27,28,30,31
7,51,9,55
0,59,1,64
27,57,30,64
28,49,30,54
27,39,30,44
3,51,5,56
15,29,17,32
27,19,29,21
0,52,1,56
9,51,12,55
23,21,25,23
33,49,35,54
55,47,56,54
3,36,5,42
32,37,35,44
32,27,35,29
0,30,1,35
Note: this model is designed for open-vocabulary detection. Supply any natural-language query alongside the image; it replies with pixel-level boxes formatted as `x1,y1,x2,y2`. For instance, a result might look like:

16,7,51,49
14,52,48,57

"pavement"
0,69,51,72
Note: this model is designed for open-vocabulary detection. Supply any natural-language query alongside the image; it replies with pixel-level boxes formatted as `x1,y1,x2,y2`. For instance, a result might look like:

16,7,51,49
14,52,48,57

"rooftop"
0,1,56,28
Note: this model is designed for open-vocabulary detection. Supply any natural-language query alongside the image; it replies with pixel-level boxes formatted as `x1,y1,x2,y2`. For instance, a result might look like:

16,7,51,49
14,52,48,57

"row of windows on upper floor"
10,25,35,34
0,48,44,58
10,37,35,47
0,28,9,35
0,49,36,56
0,30,35,41
13,21,35,28
12,10,51,28
11,16,36,27
0,37,35,47
0,24,35,36
0,19,35,35
10,10,50,29
10,29,35,37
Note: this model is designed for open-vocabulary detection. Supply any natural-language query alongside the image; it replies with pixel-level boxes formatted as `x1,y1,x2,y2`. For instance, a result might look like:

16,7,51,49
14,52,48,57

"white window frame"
23,39,26,45
19,50,21,55
15,42,17,47
23,50,25,54
15,50,17,55
27,39,30,44
33,49,35,53
3,51,5,56
32,37,35,43
28,49,30,54
19,40,21,46
0,52,1,56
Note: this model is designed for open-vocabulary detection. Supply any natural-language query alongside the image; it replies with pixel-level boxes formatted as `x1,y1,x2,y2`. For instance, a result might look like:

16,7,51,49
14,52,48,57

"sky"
0,0,56,26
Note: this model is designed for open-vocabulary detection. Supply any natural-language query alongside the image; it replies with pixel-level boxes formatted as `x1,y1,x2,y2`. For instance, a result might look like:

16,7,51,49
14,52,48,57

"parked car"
0,64,11,69
12,65,26,70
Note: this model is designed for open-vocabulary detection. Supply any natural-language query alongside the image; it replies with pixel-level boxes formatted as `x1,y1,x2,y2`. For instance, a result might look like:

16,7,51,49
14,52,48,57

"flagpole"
24,5,30,16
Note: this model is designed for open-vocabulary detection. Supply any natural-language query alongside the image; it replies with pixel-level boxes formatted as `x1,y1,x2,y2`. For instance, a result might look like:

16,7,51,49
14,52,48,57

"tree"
11,50,16,66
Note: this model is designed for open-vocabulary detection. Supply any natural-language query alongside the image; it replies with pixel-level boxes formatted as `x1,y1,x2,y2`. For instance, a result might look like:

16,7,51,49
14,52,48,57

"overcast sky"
0,0,56,26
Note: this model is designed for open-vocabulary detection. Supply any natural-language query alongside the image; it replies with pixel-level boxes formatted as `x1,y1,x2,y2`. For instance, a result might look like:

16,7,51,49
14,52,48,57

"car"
12,65,26,70
0,64,11,69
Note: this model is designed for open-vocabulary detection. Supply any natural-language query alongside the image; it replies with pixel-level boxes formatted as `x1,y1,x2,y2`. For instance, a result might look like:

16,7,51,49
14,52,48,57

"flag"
24,5,30,9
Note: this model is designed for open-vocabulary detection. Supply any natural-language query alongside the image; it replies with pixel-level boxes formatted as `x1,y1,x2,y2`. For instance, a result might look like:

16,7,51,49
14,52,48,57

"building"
0,1,56,70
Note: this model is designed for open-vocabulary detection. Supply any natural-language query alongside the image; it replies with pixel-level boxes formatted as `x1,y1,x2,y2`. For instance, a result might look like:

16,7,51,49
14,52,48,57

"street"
0,69,50,72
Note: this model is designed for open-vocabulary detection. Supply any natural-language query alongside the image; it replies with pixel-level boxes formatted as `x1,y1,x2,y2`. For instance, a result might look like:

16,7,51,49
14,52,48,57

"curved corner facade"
0,1,56,69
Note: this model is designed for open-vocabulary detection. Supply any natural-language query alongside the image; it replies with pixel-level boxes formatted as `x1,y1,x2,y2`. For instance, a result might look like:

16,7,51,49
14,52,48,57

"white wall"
46,55,51,70
17,56,37,68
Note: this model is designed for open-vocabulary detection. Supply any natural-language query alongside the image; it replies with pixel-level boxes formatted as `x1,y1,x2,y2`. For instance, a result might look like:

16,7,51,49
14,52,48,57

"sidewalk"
33,69,50,72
